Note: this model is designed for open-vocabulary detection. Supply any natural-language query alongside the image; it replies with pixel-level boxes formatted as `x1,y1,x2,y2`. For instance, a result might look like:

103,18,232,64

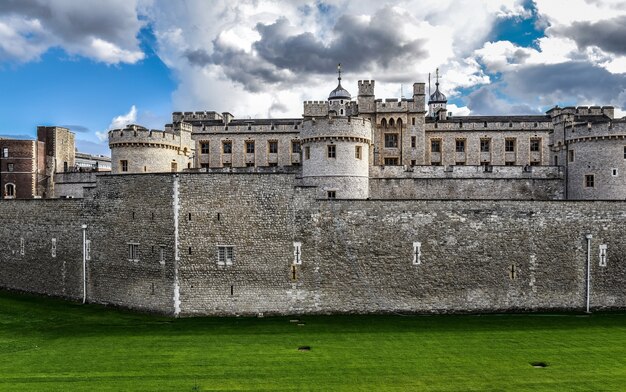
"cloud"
467,86,542,115
96,105,138,142
552,16,626,56
0,0,144,64
61,125,90,133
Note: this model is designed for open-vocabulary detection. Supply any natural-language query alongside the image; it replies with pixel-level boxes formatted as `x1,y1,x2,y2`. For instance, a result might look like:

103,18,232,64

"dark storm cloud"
185,7,427,91
552,16,626,55
253,9,427,74
467,87,541,115
0,0,142,48
502,61,626,104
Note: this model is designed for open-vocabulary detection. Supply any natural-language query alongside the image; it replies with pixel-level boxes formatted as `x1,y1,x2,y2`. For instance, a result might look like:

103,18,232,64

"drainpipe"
82,224,87,304
585,233,592,313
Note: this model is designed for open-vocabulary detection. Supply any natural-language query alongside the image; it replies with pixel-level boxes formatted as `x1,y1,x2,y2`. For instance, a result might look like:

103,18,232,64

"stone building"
0,137,45,199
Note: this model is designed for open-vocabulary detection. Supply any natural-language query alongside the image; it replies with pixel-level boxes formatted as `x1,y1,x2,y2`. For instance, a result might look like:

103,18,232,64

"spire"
428,67,447,105
435,68,440,90
337,63,342,83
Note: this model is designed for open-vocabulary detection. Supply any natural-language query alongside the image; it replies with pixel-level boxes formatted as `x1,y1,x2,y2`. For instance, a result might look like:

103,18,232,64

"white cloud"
0,0,145,64
96,105,138,142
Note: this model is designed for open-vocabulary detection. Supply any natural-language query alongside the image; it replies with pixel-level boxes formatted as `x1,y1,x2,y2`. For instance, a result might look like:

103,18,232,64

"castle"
0,68,624,317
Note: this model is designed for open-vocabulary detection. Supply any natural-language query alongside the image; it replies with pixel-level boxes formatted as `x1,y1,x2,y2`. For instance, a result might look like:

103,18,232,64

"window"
480,139,491,152
412,117,416,126
384,157,399,165
355,146,362,160
292,141,301,154
5,183,15,197
327,190,336,199
612,168,618,177
51,238,57,258
384,134,398,148
431,140,441,153
159,245,165,265
599,244,607,267
2,147,7,158
293,242,302,265
304,146,310,160
85,239,91,261
217,246,234,266
585,174,595,188
327,145,336,158
569,150,575,162
530,138,541,152
222,141,232,154
246,141,255,154
455,139,466,153
171,162,177,172
411,136,416,148
505,139,516,152
7,163,13,172
624,146,626,159
554,156,558,165
121,160,128,172
268,141,278,154
201,142,209,154
128,243,139,261
412,242,422,265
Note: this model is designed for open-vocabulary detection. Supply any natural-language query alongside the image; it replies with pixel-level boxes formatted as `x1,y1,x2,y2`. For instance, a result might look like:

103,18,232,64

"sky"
1,0,626,156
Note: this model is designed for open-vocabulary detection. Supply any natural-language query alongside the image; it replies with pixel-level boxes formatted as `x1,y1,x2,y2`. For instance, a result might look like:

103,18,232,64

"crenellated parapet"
303,101,329,117
108,125,182,150
301,116,371,142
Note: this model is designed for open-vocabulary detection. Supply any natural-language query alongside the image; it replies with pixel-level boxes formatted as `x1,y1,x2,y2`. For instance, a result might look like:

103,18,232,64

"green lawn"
0,291,624,391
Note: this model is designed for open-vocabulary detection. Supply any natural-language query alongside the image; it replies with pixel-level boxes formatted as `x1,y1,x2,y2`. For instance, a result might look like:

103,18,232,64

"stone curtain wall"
85,174,177,314
0,199,85,299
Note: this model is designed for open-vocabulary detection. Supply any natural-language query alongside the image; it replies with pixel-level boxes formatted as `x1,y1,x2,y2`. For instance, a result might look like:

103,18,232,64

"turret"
428,68,447,120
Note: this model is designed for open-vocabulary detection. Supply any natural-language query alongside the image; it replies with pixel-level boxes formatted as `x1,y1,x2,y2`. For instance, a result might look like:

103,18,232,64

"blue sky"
1,0,625,155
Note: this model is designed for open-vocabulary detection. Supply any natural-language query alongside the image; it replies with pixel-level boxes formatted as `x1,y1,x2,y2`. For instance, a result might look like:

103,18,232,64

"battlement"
108,125,181,148
172,111,223,122
548,105,614,121
358,80,375,96
301,116,371,140
566,118,626,141
303,101,329,117
376,99,410,113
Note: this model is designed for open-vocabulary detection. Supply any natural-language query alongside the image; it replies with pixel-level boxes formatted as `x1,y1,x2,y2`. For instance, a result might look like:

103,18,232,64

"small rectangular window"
7,163,14,172
530,138,541,152
85,239,91,261
121,160,128,172
200,142,209,154
412,117,416,126
128,243,139,261
384,157,399,165
412,242,422,265
585,174,595,188
159,245,165,265
20,237,24,256
51,238,57,258
355,146,362,159
455,139,465,153
411,136,416,148
2,147,7,158
505,139,516,152
327,145,336,158
304,146,310,160
291,141,301,153
623,146,626,159
222,141,232,154
431,140,441,153
384,134,398,148
599,244,607,267
327,190,336,199
612,168,618,177
246,141,255,154
268,141,278,154
293,242,302,265
217,246,234,266
480,139,491,152
569,150,575,162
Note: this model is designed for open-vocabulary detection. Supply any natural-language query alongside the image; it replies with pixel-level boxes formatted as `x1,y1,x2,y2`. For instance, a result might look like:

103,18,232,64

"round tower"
301,66,372,199
565,112,626,200
108,123,194,174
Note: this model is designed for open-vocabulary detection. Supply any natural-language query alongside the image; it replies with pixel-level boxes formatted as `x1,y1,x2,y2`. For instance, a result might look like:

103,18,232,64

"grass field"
0,291,624,391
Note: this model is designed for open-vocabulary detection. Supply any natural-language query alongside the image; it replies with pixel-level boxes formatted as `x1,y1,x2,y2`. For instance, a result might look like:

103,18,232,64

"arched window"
5,183,15,198
389,118,395,127
381,118,387,128
397,118,403,128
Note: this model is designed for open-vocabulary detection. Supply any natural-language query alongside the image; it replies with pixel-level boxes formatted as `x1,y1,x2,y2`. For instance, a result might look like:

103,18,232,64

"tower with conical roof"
428,68,447,120
301,64,372,199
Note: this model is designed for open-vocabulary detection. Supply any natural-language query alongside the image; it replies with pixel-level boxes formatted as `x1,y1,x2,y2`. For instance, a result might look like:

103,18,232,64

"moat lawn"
0,291,625,391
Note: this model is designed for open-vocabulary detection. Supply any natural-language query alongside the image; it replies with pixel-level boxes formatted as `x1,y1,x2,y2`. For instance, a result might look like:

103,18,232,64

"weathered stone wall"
369,165,565,200
54,172,98,198
0,199,85,299
85,174,177,313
